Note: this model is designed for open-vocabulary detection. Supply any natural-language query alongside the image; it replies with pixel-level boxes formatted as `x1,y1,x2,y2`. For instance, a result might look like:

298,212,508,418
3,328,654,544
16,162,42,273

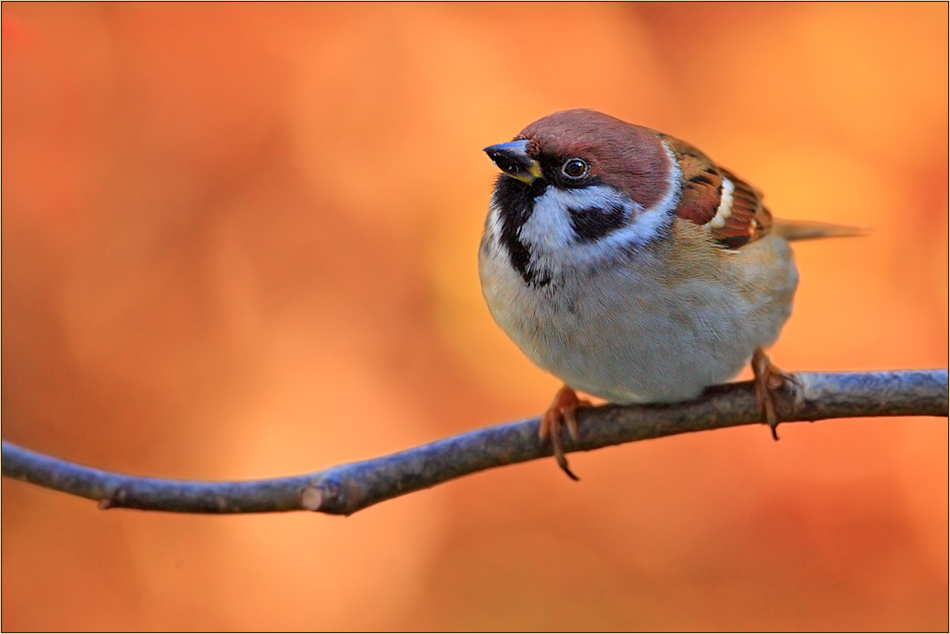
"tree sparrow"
479,109,863,479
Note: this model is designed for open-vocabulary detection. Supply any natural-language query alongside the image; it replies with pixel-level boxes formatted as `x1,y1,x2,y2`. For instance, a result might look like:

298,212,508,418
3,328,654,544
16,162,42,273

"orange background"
2,3,947,630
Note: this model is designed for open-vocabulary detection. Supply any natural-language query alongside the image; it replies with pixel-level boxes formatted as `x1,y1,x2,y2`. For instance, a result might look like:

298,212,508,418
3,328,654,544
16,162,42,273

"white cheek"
570,141,683,263
520,185,638,250
520,186,583,249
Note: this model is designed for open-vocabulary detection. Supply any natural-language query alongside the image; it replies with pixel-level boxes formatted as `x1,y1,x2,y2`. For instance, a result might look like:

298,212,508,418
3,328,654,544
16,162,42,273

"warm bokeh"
2,3,947,630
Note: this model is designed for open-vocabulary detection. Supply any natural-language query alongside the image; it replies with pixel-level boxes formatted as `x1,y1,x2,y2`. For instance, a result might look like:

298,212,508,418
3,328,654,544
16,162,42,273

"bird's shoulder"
660,133,773,250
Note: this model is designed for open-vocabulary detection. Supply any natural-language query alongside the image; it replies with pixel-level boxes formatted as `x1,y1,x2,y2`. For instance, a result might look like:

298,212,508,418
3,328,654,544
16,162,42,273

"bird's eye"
561,158,589,180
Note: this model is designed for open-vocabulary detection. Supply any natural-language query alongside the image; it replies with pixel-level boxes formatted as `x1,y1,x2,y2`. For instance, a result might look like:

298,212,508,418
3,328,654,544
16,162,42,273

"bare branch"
3,369,947,516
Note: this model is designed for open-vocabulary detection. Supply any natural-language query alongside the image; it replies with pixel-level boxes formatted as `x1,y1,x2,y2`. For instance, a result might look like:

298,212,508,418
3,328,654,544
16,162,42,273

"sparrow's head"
483,109,683,288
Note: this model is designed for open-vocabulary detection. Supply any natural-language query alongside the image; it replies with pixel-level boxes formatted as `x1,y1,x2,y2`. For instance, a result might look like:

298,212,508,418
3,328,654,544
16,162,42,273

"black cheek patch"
569,204,630,243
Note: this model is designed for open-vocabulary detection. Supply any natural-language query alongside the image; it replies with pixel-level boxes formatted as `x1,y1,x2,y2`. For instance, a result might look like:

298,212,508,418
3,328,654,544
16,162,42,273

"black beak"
484,140,542,184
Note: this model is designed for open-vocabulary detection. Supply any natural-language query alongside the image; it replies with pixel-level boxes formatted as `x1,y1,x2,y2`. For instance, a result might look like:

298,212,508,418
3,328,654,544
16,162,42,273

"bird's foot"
751,348,797,440
539,385,589,480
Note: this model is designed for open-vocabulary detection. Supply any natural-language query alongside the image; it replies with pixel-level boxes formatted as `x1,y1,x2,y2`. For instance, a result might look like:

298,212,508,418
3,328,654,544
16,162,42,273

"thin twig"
2,369,947,516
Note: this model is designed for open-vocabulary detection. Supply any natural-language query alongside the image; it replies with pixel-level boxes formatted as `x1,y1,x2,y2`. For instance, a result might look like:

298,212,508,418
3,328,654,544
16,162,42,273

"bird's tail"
772,218,869,242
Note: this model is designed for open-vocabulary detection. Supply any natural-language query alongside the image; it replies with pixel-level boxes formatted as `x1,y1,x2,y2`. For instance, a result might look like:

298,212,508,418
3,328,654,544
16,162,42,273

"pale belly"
479,233,798,405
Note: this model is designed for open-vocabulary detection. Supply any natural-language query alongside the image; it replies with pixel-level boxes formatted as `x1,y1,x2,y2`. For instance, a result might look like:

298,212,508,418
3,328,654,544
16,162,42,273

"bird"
478,109,864,479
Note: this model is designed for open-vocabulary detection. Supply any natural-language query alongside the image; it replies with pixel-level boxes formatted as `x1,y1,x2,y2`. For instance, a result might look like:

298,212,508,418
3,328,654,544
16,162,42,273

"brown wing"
713,167,772,249
661,134,772,249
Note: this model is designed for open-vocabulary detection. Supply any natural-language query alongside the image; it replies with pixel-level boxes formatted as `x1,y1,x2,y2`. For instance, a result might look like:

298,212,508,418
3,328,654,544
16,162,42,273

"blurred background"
2,3,947,630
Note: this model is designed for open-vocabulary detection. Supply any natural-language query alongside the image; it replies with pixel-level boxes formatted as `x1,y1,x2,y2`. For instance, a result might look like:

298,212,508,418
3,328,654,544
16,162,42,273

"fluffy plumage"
479,109,859,478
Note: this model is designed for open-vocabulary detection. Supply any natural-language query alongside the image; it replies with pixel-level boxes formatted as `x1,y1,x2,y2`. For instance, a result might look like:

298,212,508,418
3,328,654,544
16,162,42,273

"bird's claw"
751,348,797,440
539,385,587,480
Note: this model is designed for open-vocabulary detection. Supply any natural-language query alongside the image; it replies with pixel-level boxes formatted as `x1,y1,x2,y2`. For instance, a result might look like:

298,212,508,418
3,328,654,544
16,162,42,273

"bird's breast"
479,223,798,404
